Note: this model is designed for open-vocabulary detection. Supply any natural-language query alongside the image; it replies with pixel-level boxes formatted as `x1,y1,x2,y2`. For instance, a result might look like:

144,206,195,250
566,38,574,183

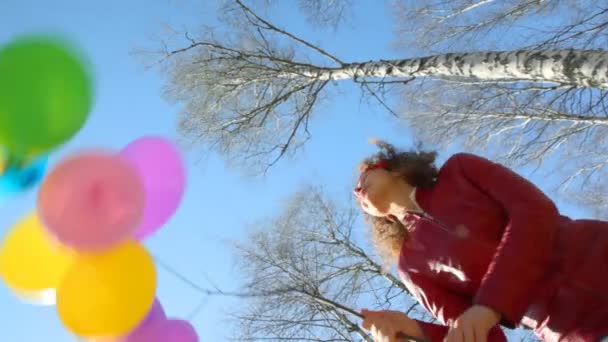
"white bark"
296,50,608,89
439,0,497,22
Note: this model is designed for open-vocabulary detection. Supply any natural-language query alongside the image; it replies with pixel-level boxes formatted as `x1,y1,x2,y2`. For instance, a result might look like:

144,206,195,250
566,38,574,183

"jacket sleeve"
400,271,507,342
452,153,559,327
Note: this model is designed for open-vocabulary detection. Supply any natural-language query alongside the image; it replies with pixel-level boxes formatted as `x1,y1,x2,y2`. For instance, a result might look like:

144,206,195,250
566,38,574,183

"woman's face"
354,168,397,217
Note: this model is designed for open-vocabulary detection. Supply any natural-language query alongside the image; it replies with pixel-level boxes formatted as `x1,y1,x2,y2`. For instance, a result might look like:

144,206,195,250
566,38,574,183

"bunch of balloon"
0,34,197,341
0,35,93,197
0,136,194,341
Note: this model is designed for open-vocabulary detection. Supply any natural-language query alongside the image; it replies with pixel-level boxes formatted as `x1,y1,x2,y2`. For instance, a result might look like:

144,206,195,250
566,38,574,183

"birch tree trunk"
299,50,608,89
164,34,608,174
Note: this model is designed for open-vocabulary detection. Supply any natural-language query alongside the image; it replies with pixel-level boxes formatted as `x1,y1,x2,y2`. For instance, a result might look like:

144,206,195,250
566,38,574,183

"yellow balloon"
0,213,73,293
57,241,156,338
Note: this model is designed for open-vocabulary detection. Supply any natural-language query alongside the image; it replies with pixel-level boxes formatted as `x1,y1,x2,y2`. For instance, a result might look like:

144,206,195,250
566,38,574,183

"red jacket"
397,153,608,342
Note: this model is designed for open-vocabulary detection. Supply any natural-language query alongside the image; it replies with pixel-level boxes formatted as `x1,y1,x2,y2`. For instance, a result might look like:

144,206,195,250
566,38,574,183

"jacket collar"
409,187,424,214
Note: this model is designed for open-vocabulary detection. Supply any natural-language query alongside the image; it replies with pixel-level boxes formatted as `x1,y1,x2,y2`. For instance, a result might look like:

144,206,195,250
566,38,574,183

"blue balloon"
0,156,47,195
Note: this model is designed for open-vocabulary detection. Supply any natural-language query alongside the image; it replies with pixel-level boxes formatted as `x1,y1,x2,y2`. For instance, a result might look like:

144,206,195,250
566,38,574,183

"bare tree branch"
227,186,434,341
296,0,354,30
152,0,608,214
160,20,608,172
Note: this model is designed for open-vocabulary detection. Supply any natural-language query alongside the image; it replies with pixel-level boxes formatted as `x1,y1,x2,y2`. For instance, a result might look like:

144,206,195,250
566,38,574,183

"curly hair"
360,140,439,264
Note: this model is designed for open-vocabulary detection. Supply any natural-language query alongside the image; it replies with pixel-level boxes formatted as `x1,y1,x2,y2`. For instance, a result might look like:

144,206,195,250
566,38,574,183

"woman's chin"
363,205,389,218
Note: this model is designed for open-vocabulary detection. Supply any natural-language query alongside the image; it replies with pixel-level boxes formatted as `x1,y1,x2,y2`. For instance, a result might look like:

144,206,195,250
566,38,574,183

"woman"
355,140,608,342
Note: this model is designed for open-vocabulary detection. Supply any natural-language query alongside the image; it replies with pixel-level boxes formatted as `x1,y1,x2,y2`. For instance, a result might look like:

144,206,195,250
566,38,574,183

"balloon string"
154,254,285,298
153,255,213,322
153,255,210,293
153,255,427,342
186,296,209,321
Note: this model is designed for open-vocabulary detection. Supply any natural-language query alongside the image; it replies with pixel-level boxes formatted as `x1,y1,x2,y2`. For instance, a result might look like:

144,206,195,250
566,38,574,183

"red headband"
366,159,389,171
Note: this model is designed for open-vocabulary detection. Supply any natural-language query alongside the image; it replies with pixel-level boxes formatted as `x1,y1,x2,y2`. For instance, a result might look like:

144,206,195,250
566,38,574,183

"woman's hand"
445,305,501,342
361,309,425,342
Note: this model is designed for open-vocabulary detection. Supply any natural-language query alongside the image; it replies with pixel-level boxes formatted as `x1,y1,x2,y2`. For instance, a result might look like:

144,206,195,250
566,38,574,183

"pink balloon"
123,322,164,342
125,319,198,342
121,137,185,240
141,298,166,326
134,298,167,331
37,151,144,251
163,320,198,342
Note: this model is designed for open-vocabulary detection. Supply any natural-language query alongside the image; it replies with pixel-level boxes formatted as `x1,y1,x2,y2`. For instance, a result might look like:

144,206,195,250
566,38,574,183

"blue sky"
0,1,591,341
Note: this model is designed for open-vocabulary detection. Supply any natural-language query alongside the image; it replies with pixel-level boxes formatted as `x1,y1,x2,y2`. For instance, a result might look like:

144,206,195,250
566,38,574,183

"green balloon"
0,36,93,156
